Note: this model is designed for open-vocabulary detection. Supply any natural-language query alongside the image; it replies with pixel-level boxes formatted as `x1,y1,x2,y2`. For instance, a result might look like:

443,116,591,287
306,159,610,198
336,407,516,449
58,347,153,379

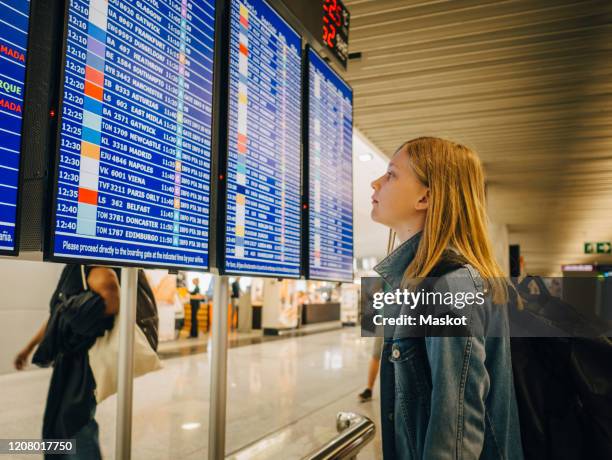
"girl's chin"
370,209,382,224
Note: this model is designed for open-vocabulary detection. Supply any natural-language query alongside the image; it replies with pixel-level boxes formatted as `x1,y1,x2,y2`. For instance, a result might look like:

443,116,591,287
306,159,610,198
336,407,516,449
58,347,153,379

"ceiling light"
181,422,201,431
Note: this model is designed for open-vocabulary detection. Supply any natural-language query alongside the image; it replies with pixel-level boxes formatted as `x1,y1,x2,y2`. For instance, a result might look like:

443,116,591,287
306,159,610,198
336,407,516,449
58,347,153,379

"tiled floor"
0,328,382,459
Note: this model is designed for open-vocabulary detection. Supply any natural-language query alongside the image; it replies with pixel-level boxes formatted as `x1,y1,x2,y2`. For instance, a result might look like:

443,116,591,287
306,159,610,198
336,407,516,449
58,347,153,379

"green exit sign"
597,242,611,254
585,242,611,254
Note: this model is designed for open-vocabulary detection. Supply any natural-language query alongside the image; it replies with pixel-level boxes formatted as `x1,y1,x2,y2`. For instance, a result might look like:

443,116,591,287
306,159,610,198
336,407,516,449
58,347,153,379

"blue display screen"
51,0,215,269
307,48,353,282
224,0,302,277
0,0,30,254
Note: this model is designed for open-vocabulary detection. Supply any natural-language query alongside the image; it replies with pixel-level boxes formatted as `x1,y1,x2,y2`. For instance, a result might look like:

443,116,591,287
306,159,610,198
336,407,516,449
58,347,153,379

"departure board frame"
216,0,304,279
46,0,220,271
302,44,354,283
0,0,33,256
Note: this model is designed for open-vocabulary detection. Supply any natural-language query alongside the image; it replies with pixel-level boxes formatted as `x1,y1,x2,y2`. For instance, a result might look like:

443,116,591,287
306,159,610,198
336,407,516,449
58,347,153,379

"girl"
370,137,523,459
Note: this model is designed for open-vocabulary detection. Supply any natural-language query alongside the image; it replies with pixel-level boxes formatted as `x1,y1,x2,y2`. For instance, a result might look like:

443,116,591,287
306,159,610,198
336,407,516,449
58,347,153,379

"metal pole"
302,412,376,460
208,275,229,460
115,267,139,460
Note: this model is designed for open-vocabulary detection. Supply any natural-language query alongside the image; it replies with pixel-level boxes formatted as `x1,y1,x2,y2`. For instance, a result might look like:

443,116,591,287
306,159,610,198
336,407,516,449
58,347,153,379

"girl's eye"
386,171,393,178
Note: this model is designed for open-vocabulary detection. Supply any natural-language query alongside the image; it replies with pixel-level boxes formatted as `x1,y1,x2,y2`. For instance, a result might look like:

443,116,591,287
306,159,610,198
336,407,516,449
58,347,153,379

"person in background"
370,137,523,459
14,265,120,460
189,278,203,338
230,277,241,331
358,337,383,402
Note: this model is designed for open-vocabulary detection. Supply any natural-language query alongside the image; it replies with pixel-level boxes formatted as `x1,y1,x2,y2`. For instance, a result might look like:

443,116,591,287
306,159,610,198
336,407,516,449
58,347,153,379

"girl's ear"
415,189,429,211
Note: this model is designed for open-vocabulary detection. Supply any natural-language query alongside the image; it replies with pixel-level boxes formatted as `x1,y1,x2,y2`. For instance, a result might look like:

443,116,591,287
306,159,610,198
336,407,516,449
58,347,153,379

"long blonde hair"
399,137,508,304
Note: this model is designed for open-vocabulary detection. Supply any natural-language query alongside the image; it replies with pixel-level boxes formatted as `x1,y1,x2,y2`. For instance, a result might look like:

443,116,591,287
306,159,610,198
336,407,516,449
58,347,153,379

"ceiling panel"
344,0,612,275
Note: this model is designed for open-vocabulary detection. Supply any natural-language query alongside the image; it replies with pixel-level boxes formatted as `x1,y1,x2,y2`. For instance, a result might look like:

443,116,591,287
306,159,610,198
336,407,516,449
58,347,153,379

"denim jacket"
374,232,524,460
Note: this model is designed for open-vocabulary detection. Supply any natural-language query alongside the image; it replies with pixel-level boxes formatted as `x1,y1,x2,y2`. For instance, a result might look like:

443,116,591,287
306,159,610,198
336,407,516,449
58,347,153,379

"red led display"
322,0,350,68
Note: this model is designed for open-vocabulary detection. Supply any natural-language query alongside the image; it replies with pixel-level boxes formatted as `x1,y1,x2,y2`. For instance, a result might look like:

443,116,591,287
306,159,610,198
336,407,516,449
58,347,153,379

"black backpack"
103,266,158,352
134,269,159,352
510,276,612,460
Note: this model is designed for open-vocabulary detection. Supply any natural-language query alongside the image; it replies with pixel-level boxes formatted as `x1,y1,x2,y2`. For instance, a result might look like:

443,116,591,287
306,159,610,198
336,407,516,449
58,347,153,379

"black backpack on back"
509,276,612,460
135,268,159,352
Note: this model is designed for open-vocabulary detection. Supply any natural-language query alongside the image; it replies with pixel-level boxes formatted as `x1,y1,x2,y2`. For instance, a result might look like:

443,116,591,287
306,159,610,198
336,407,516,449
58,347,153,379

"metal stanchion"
115,267,139,460
208,275,229,460
302,412,376,460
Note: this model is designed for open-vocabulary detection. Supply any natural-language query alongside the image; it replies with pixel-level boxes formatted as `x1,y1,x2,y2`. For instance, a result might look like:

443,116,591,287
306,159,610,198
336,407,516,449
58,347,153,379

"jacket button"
388,413,393,421
392,348,400,359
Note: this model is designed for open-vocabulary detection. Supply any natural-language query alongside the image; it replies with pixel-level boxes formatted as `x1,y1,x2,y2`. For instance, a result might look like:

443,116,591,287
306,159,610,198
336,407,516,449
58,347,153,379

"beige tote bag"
83,266,162,403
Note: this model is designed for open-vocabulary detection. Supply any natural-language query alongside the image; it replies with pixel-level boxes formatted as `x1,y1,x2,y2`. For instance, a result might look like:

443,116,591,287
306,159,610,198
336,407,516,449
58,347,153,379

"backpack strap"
416,250,468,295
428,250,468,277
80,265,88,291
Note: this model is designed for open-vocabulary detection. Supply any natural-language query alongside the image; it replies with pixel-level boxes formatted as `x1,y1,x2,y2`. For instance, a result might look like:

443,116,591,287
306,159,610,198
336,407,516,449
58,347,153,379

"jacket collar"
374,231,422,289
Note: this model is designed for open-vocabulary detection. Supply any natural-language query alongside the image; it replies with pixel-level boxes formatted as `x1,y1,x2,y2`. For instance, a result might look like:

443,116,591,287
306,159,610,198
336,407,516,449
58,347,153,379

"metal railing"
302,412,376,460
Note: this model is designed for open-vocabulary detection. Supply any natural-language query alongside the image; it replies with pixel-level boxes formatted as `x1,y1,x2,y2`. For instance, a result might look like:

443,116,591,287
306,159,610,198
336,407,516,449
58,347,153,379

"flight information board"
223,0,302,277
306,47,353,282
50,0,216,269
0,0,30,254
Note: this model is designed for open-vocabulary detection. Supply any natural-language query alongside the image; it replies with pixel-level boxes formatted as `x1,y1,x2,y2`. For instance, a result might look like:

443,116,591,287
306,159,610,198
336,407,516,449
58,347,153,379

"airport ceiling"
343,0,612,275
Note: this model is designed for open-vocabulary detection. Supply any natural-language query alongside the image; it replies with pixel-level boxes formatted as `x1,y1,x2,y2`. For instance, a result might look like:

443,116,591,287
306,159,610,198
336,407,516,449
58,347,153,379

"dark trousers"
190,302,200,337
48,407,101,460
